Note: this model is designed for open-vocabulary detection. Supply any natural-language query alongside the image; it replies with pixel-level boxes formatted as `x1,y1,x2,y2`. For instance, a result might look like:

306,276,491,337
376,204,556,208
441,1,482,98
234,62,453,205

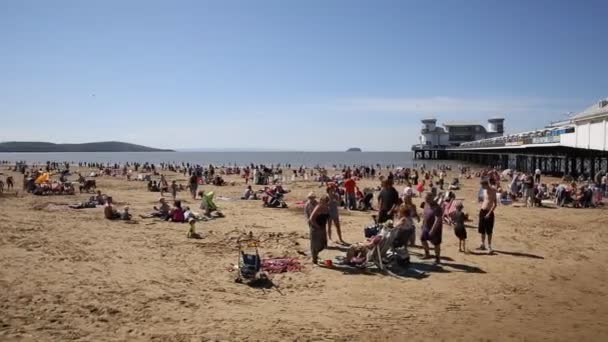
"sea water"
0,151,423,167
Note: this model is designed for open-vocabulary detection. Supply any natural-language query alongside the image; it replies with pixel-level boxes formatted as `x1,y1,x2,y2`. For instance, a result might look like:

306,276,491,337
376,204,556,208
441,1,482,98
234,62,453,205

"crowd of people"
3,159,606,270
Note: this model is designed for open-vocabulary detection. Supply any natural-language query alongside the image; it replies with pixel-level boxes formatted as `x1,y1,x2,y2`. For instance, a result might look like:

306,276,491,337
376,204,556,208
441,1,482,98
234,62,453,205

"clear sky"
1,0,607,151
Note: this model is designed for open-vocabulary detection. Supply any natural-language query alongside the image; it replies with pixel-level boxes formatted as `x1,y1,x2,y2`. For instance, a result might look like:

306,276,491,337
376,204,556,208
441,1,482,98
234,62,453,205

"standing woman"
421,192,443,264
308,195,330,264
327,186,345,244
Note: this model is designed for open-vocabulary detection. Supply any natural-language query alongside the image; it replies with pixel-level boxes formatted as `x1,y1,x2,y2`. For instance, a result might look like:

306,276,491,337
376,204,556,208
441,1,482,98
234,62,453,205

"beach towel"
262,258,303,273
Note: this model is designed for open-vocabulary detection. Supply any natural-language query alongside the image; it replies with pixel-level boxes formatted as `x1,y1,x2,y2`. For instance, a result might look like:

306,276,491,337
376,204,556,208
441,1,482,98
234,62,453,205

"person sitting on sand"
104,197,130,220
95,190,106,205
140,198,171,219
169,200,185,222
121,206,132,220
241,185,258,200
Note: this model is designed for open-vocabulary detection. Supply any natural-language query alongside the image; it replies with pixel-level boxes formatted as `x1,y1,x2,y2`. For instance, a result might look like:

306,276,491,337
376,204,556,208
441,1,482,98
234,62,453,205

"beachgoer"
523,174,534,207
403,182,414,198
478,179,497,253
534,168,541,185
327,186,345,244
402,194,420,246
170,200,185,222
344,177,357,210
140,197,171,219
6,176,14,190
160,174,168,196
241,185,257,200
121,206,132,220
308,194,330,264
104,197,121,220
187,218,202,239
453,202,467,252
421,192,443,264
95,190,106,205
189,173,198,199
393,205,415,250
378,179,400,223
304,192,318,220
171,180,178,200
416,180,425,197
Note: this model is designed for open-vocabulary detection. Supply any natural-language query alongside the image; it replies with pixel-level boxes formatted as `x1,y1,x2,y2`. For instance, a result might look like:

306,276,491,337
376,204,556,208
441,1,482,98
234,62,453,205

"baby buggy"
235,235,266,283
262,189,288,208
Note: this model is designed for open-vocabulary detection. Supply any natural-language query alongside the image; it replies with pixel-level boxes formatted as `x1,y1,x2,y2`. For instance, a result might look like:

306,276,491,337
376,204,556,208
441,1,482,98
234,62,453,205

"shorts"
421,227,442,245
478,209,494,235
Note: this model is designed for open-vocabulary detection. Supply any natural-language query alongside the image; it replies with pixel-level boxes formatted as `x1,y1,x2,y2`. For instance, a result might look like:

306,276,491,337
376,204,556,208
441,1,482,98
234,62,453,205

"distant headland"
346,147,362,152
0,141,173,153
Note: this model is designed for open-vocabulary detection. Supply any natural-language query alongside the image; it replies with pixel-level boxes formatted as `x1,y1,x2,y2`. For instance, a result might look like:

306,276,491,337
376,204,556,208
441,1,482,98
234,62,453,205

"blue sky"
1,0,607,151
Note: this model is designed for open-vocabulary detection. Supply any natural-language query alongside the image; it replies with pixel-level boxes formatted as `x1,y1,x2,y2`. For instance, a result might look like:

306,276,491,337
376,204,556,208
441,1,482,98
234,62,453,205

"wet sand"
1,168,607,341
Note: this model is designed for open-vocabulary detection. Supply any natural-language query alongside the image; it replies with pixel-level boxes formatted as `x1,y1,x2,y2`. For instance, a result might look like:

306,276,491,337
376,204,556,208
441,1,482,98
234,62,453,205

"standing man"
343,176,357,210
377,179,400,223
478,179,497,254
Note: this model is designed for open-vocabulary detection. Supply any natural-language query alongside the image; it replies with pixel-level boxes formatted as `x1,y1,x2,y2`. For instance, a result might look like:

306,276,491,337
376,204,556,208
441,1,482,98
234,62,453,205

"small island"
346,147,362,152
0,141,173,153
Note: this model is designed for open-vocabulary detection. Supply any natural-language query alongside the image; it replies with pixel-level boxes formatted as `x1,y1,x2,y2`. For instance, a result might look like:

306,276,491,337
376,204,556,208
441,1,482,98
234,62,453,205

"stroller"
357,191,374,211
235,234,266,283
262,189,288,208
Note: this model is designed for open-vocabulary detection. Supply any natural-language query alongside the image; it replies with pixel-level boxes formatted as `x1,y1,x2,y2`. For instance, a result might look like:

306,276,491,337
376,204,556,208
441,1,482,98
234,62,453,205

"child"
187,218,202,239
171,180,178,200
453,202,467,252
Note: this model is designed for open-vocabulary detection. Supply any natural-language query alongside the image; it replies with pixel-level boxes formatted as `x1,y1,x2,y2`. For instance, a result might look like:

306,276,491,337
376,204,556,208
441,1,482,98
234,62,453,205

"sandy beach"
1,167,607,342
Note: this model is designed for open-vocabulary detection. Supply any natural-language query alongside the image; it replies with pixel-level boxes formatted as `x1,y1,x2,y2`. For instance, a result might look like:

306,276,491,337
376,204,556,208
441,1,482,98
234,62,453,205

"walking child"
453,202,467,252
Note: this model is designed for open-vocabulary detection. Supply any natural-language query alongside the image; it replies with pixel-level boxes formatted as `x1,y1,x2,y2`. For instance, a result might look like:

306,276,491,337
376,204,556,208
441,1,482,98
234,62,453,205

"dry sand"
1,168,607,341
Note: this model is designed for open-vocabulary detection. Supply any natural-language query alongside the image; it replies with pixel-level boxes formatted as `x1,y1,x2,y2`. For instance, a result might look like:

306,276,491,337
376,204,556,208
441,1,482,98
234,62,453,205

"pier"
413,98,608,179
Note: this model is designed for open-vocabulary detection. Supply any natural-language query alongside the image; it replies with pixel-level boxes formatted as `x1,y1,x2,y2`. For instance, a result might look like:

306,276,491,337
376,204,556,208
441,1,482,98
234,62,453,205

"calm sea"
0,151,422,167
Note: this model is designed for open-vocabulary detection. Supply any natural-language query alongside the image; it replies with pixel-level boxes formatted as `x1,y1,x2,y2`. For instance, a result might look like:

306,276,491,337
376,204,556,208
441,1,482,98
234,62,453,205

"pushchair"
357,191,374,211
262,190,288,208
235,235,266,283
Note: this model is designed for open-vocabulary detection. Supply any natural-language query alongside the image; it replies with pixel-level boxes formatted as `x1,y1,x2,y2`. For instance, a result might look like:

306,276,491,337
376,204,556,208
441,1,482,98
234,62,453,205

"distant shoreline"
0,141,173,153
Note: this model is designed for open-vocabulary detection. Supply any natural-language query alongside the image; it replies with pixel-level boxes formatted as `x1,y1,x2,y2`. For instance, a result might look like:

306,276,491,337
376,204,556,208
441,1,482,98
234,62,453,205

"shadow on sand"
494,250,545,259
467,249,544,259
